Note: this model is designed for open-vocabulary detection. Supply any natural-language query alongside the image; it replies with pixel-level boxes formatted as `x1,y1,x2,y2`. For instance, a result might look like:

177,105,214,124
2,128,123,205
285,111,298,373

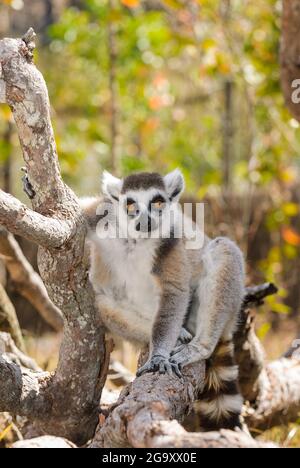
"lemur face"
102,170,185,240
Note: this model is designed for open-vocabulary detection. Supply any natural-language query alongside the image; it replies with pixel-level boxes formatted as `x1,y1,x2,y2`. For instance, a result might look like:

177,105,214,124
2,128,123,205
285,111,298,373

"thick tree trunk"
0,29,107,445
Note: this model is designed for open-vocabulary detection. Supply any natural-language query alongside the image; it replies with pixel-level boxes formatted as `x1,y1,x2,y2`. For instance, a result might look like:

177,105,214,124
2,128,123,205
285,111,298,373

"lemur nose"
135,217,152,232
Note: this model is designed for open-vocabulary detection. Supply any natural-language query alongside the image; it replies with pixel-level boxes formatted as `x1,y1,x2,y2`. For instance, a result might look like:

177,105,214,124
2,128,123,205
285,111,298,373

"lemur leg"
170,237,244,367
137,288,190,378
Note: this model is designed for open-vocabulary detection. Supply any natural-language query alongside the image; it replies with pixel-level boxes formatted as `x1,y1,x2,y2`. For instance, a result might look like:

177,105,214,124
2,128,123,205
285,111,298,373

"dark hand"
136,354,182,378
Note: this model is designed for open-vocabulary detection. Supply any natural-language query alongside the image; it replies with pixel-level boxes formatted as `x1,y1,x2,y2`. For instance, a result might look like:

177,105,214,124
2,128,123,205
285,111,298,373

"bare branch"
0,353,48,417
126,419,276,449
0,229,63,332
91,360,275,448
0,283,25,351
245,358,300,431
12,436,76,449
0,190,73,248
92,360,206,448
0,332,40,371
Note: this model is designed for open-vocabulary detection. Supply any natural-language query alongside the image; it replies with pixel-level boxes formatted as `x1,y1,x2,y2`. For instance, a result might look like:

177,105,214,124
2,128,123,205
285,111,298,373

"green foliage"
3,0,300,324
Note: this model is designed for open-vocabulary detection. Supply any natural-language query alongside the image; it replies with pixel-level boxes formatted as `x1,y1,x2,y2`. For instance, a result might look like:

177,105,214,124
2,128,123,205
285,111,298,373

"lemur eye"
150,195,166,212
154,200,163,209
126,199,138,216
127,204,136,214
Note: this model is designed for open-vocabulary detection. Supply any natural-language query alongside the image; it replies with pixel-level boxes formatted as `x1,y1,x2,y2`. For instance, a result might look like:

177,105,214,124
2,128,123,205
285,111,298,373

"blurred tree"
3,0,300,331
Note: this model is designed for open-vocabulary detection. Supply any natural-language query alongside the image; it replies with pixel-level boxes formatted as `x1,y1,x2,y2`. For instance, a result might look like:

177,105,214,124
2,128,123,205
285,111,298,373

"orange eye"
154,200,163,209
127,202,137,215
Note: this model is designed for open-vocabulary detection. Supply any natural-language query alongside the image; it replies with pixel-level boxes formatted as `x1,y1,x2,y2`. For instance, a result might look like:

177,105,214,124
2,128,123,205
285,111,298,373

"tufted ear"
101,171,122,201
164,169,185,202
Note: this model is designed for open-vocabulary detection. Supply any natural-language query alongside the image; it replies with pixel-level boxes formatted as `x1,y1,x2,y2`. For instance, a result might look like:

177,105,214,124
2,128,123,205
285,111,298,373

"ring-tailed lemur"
81,170,245,431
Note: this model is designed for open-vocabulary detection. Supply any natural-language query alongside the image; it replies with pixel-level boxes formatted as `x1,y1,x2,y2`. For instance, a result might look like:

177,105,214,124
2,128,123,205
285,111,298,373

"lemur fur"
81,169,245,430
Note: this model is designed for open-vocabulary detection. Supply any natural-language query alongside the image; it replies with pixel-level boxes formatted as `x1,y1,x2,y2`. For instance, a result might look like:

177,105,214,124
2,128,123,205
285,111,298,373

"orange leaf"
149,96,164,110
282,227,300,247
121,0,140,7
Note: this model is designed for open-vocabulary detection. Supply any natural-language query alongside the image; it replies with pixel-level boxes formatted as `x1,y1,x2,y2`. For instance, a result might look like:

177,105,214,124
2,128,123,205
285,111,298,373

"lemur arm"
137,239,190,377
170,237,244,367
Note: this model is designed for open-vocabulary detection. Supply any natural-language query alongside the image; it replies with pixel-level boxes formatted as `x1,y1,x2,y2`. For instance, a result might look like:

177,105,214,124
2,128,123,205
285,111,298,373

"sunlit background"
1,0,300,446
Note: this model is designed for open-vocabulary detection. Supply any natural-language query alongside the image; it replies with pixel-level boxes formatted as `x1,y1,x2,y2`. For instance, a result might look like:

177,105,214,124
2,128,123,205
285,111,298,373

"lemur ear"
164,169,185,202
102,171,122,201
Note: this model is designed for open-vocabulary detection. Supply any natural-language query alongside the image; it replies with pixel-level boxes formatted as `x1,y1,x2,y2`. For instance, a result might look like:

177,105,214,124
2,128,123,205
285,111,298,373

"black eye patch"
126,198,139,216
149,194,166,212
126,197,136,206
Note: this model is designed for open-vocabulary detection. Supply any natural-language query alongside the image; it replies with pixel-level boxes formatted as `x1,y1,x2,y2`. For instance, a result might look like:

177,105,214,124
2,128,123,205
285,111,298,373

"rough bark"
235,283,278,402
91,361,206,448
13,426,275,449
232,286,300,431
91,362,275,449
0,30,106,445
0,228,63,332
281,0,300,121
245,358,300,431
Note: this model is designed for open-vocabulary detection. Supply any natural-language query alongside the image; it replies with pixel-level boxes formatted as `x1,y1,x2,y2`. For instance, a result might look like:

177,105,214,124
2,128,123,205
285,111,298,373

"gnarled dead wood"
0,228,63,332
92,283,300,447
0,30,106,445
232,285,300,431
91,361,206,448
0,331,39,371
91,363,275,448
12,435,76,449
0,283,25,351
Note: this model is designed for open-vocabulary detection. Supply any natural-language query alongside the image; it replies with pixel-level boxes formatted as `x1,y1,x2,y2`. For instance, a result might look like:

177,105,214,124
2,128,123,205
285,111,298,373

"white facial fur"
101,170,185,241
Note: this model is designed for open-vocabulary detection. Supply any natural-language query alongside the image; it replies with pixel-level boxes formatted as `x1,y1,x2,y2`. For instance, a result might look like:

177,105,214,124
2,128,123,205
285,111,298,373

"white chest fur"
90,236,161,341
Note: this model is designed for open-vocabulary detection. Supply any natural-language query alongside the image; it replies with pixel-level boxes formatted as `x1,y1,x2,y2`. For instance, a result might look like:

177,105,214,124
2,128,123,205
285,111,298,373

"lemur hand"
176,327,193,346
170,343,210,367
136,354,182,378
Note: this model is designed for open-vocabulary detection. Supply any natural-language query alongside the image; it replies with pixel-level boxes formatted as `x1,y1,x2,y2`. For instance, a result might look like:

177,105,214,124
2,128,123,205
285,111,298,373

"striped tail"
195,340,243,431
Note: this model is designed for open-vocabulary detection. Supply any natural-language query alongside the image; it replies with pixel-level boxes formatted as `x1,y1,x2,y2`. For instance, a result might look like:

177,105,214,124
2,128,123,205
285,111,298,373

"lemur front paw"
136,354,182,378
170,343,210,367
177,327,193,346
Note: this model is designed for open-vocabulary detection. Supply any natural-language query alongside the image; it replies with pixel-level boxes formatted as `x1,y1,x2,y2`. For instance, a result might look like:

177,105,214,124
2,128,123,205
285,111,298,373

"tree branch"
0,30,107,445
91,361,275,448
92,283,299,447
12,435,76,449
0,331,39,371
0,191,73,248
245,357,300,431
91,361,206,448
0,283,25,351
0,228,63,332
